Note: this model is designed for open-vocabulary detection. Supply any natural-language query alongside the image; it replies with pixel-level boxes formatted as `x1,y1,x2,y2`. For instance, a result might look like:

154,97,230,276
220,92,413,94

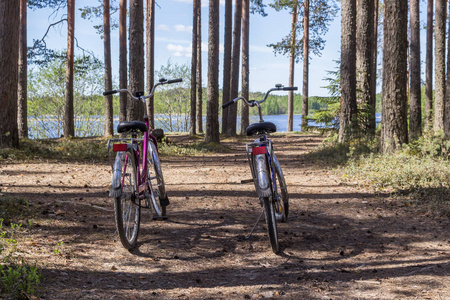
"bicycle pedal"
241,179,254,184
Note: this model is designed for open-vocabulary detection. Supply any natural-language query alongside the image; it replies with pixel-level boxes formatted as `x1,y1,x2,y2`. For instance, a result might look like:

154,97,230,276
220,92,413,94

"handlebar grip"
103,90,118,96
222,100,234,109
282,86,298,91
167,78,182,84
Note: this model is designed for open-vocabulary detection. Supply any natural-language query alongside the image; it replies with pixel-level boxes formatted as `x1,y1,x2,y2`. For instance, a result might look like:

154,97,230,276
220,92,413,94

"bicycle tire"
147,141,167,217
272,154,289,222
114,150,141,249
263,196,279,253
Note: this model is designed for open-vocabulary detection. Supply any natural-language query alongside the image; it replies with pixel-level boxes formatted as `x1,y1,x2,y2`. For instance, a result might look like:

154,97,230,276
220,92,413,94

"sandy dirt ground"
0,134,449,299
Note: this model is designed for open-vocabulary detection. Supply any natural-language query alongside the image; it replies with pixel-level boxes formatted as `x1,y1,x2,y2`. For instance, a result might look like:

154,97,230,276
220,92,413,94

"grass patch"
305,133,379,166
309,132,450,216
159,140,232,156
0,137,109,162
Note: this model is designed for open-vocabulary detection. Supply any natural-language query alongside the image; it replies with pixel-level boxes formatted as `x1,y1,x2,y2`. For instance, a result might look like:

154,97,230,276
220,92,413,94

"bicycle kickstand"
245,208,264,240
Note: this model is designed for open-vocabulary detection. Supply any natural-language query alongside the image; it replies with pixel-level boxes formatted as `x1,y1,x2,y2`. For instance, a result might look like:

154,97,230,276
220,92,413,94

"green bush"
0,219,41,299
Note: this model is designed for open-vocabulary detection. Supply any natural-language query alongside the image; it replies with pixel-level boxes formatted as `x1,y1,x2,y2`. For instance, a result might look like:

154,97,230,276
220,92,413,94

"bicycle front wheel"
263,196,279,253
114,150,141,249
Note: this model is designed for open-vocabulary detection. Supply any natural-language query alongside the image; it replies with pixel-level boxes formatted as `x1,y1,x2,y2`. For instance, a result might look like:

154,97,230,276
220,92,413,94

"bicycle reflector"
252,146,267,155
112,144,127,152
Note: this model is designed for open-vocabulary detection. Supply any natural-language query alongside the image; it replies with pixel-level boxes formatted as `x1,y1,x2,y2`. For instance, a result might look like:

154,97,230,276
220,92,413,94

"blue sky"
27,1,429,97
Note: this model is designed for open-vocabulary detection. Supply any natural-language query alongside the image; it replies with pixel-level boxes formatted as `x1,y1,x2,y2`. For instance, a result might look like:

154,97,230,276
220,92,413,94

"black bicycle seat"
246,122,277,136
117,121,147,133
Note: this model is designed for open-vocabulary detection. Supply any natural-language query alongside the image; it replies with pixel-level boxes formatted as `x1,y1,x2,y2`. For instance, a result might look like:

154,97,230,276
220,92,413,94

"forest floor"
0,133,449,299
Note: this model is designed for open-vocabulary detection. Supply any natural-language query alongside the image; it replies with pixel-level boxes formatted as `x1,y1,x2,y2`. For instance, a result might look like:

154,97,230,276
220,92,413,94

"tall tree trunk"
127,0,145,122
287,1,298,132
146,0,155,128
226,0,242,137
205,0,220,143
196,4,203,133
18,0,28,138
240,0,249,135
339,0,357,142
410,0,422,140
446,2,450,137
119,0,127,122
356,0,375,136
0,0,19,148
104,0,114,136
301,0,309,131
370,0,378,134
190,0,199,136
381,0,408,153
64,0,75,137
221,0,232,134
435,0,446,132
425,0,434,130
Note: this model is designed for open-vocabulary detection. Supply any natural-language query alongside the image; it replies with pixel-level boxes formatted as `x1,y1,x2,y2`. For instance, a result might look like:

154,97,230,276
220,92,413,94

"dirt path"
1,134,449,299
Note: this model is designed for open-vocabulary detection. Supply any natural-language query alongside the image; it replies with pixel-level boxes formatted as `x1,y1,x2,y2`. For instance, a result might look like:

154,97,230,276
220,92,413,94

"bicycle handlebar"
103,90,118,96
222,84,297,122
103,77,183,101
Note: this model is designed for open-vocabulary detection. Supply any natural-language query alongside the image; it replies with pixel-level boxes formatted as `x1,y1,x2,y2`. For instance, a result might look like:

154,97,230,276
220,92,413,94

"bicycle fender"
255,154,271,198
109,152,124,198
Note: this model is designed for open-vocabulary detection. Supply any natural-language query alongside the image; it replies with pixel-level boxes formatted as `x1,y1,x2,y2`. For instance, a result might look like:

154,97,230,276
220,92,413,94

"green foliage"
154,60,191,132
27,55,106,138
402,130,450,159
80,0,119,36
0,219,41,299
0,137,109,162
268,0,339,59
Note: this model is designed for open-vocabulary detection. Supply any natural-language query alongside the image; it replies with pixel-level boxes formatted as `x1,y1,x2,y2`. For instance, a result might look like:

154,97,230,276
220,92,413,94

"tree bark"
356,0,375,136
146,0,155,128
196,3,203,133
370,0,378,135
446,2,450,137
381,0,408,153
301,0,309,131
435,0,446,132
240,0,249,135
64,0,75,137
18,0,28,139
190,0,199,136
0,0,19,148
287,1,298,132
339,0,357,142
127,0,145,122
221,0,232,134
409,0,422,140
104,0,114,136
226,0,242,137
205,0,220,143
119,0,127,123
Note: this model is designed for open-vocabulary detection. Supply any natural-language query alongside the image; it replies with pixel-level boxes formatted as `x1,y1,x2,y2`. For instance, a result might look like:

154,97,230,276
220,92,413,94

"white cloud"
157,24,170,31
167,44,192,57
174,24,193,33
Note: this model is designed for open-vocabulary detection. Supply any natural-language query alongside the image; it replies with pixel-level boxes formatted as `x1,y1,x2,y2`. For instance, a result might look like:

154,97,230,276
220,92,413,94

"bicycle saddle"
246,122,277,136
117,121,147,133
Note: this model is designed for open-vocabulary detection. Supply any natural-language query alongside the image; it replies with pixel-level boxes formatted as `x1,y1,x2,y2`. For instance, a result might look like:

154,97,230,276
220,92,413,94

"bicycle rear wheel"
147,140,168,217
114,150,141,249
263,196,279,253
273,154,289,222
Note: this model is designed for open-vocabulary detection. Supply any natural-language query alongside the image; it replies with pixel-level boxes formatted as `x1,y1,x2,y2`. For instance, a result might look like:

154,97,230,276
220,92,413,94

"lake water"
29,113,382,138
